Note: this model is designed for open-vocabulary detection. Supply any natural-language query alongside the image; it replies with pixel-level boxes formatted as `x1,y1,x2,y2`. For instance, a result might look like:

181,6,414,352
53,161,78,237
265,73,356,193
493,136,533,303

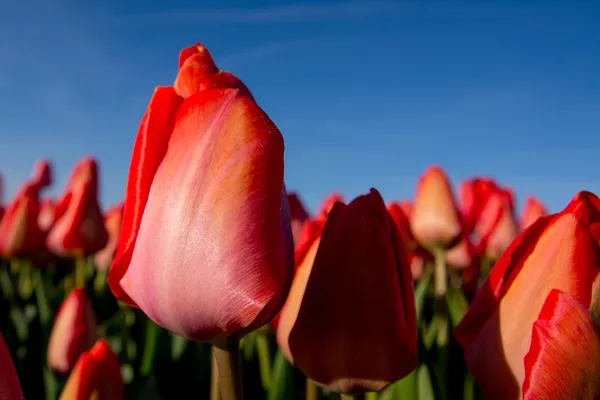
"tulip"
278,189,417,394
458,177,498,237
94,203,124,271
476,188,519,262
0,333,24,400
38,198,56,233
316,192,345,219
287,192,311,247
520,195,548,231
387,201,415,251
522,289,600,399
399,199,412,219
31,158,53,188
445,235,478,272
47,288,98,375
107,43,294,346
454,191,600,399
59,339,123,400
0,180,46,257
408,246,433,281
410,166,462,250
46,157,108,257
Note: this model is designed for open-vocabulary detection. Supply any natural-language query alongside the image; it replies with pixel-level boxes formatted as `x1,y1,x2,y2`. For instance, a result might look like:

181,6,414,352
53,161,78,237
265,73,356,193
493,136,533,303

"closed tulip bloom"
47,288,98,375
522,289,600,399
280,189,417,394
0,333,24,400
317,192,345,219
521,195,548,231
38,198,56,233
59,339,123,400
47,157,108,256
454,191,600,399
387,202,415,251
287,192,311,247
108,44,293,343
445,235,478,272
410,166,462,250
94,203,124,271
399,199,412,219
476,189,519,261
0,181,45,257
31,158,53,188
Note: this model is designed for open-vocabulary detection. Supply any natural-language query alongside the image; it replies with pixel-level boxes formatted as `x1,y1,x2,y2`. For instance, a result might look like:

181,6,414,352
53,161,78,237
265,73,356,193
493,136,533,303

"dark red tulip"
108,43,294,343
454,191,600,399
59,339,124,400
0,333,24,400
279,189,417,394
316,192,345,219
46,157,108,256
287,192,311,247
31,158,53,188
47,288,98,375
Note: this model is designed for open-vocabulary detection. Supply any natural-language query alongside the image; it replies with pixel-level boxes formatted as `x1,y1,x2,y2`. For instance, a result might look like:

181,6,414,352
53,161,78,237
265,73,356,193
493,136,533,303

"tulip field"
1,43,598,400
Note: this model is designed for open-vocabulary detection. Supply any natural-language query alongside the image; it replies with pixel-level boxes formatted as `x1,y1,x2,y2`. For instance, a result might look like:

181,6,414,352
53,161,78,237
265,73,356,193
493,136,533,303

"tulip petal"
108,87,183,306
120,88,292,341
523,289,600,400
0,333,24,400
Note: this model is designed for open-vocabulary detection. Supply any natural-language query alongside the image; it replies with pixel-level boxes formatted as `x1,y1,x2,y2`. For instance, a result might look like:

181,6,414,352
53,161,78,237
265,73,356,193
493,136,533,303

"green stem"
93,268,108,294
211,353,220,400
140,318,161,376
341,394,365,400
365,393,378,400
256,333,272,391
75,255,86,287
213,339,244,400
433,248,448,347
306,378,319,400
9,258,20,275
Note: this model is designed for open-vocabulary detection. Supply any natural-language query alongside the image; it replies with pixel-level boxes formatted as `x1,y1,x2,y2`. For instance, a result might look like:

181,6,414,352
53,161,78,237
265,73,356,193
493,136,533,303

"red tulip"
0,333,24,400
410,166,462,250
31,158,53,188
387,201,415,251
279,189,417,393
94,203,124,271
521,195,548,231
476,188,519,261
0,181,45,257
409,246,434,280
59,339,124,400
46,157,108,256
454,191,600,399
445,235,478,272
47,288,98,375
458,177,499,236
287,192,311,247
0,173,4,222
107,43,294,343
38,198,56,233
522,289,600,399
399,199,412,219
317,192,345,219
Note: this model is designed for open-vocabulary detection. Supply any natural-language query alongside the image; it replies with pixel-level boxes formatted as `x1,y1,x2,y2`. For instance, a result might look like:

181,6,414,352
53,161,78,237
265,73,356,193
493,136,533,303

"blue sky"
0,0,598,216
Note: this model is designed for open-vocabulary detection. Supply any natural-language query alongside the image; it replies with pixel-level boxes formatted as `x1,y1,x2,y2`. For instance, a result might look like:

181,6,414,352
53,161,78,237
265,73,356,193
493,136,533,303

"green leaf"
268,349,294,400
415,266,433,321
33,269,51,326
445,288,469,327
10,307,28,342
0,267,14,299
256,333,272,391
171,334,188,361
417,364,435,400
379,368,417,400
140,319,161,376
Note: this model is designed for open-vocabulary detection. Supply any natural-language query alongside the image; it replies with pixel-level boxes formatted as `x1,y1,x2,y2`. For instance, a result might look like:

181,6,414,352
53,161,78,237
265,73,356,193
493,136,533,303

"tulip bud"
445,235,478,272
521,195,548,231
454,191,600,398
477,189,519,261
59,339,124,400
46,157,108,256
38,198,56,233
108,70,293,342
410,166,462,250
94,203,124,271
0,181,45,257
287,192,311,248
0,333,24,400
278,189,417,394
47,288,98,375
316,192,345,219
387,202,415,251
31,158,53,188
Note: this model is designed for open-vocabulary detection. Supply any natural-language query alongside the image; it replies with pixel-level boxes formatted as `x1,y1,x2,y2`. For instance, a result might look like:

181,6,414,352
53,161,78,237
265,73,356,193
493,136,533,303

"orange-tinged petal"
476,188,519,261
287,189,417,393
94,203,124,271
108,87,183,307
0,333,24,400
287,192,311,247
522,289,600,400
59,339,123,400
38,198,56,233
178,42,218,72
47,288,98,375
317,192,345,219
118,88,293,342
457,212,600,399
520,195,547,231
445,235,477,271
410,166,462,249
387,202,415,251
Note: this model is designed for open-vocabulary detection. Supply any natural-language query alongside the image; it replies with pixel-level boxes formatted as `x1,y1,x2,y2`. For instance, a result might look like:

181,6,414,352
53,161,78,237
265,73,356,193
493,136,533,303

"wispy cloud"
126,1,402,25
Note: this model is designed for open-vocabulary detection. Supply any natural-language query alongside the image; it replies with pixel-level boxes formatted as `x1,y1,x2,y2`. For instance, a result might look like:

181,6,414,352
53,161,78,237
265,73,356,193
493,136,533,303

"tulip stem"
211,353,220,400
340,394,366,400
433,248,449,348
306,378,319,400
213,339,244,400
75,255,86,287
